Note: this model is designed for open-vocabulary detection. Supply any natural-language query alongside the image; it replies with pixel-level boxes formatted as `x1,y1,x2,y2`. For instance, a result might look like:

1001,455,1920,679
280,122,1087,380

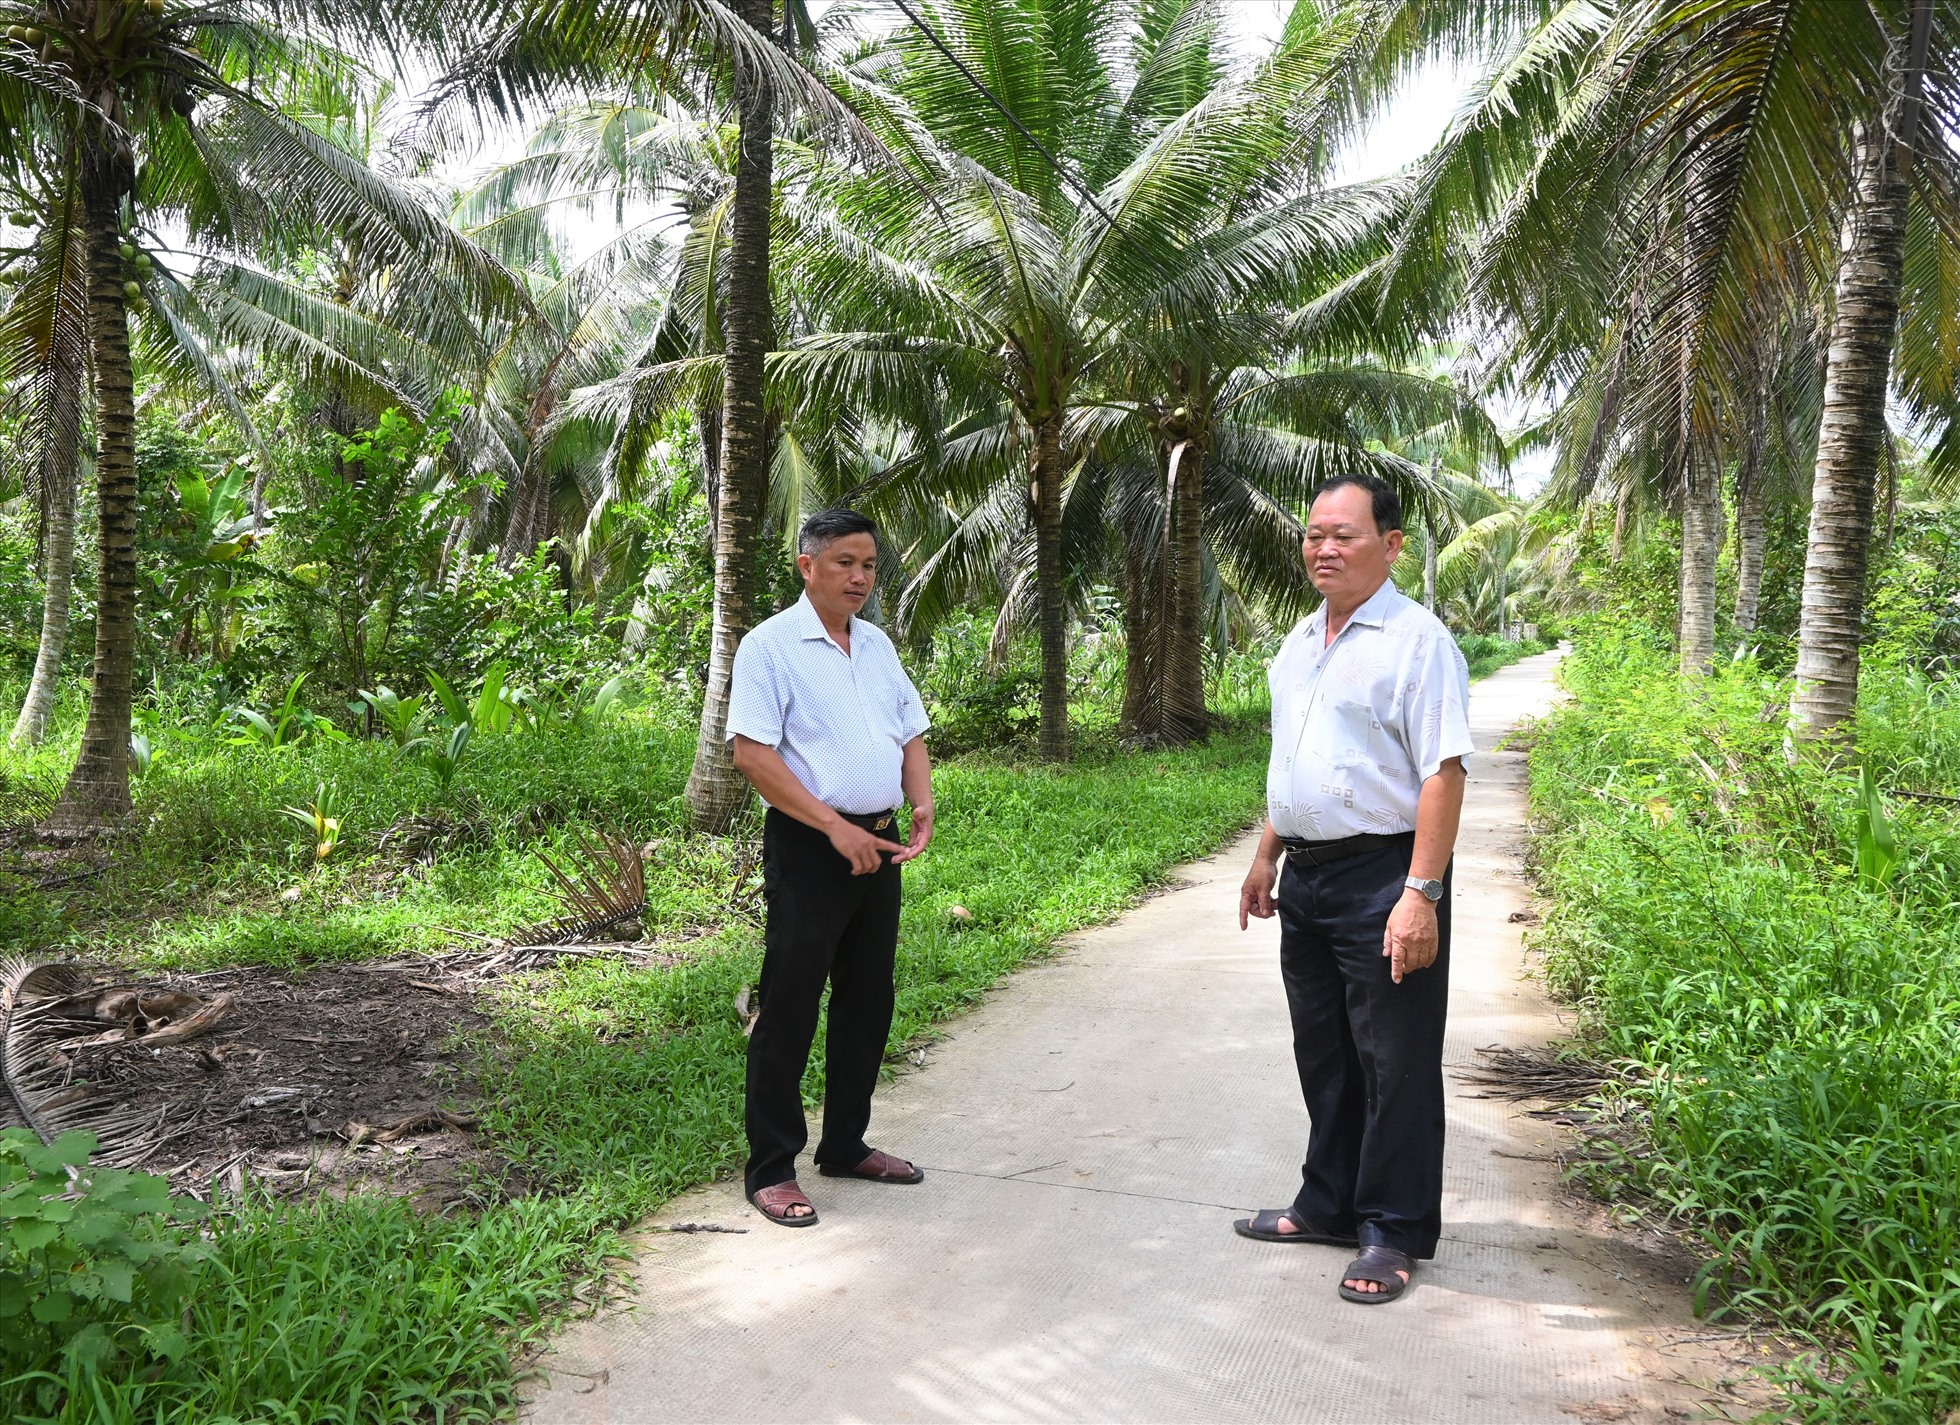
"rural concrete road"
524,649,1725,1424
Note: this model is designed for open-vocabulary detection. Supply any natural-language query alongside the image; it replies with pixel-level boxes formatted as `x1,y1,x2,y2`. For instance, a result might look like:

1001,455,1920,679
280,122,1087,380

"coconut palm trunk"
11,376,83,750
46,157,138,832
1161,438,1207,743
1789,103,1918,738
1119,533,1160,739
1030,408,1069,762
1422,513,1438,612
1677,452,1725,674
685,0,778,831
1732,447,1767,636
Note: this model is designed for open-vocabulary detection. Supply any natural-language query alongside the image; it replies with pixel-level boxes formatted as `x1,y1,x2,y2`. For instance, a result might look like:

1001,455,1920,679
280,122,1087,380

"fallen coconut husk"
345,1107,478,1148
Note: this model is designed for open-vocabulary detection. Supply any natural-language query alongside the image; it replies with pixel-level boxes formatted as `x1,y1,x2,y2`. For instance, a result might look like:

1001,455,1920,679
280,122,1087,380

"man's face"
797,531,879,620
1302,484,1403,604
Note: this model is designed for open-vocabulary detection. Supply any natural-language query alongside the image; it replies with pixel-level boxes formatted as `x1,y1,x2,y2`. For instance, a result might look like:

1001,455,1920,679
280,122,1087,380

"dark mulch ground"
57,959,511,1208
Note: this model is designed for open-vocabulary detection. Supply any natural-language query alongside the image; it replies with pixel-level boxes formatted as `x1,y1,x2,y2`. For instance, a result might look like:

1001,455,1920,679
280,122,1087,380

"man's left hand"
1383,891,1439,984
893,804,934,864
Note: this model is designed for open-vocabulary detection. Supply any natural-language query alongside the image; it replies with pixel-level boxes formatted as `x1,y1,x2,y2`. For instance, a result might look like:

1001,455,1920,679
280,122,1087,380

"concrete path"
526,650,1715,1423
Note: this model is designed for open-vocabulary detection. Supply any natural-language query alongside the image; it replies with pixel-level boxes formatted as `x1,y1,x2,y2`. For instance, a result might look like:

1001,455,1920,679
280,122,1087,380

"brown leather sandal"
747,1181,819,1227
1338,1244,1415,1304
817,1148,924,1184
1232,1207,1359,1246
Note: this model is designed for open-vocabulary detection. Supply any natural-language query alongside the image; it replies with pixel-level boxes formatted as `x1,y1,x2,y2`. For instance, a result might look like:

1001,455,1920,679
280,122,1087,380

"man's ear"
1385,528,1405,560
796,551,813,581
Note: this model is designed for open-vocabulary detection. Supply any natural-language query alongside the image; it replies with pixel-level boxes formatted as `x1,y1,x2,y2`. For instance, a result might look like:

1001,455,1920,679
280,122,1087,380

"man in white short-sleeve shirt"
725,507,934,1227
1234,474,1475,1306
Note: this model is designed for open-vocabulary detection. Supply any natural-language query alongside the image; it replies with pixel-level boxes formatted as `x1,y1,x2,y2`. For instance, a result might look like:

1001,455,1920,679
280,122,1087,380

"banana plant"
158,468,269,663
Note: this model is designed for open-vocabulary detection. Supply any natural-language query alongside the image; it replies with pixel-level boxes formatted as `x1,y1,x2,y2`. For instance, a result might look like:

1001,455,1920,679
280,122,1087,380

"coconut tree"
1403,0,1960,715
0,171,86,748
755,0,1456,759
434,0,877,831
447,105,687,575
0,3,516,830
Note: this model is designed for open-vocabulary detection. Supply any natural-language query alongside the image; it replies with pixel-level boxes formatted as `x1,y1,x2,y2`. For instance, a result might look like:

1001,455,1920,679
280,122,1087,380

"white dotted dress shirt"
725,594,931,816
1266,580,1475,842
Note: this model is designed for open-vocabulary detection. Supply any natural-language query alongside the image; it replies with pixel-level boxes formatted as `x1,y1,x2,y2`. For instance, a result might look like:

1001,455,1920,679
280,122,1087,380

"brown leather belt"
1280,831,1407,867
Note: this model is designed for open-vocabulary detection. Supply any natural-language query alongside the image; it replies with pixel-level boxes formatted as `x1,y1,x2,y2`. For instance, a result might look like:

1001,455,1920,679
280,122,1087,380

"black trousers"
1279,832,1452,1259
744,808,903,1195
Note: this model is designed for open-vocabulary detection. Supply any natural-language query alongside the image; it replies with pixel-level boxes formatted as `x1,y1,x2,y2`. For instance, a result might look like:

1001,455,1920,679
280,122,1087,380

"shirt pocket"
1330,700,1390,770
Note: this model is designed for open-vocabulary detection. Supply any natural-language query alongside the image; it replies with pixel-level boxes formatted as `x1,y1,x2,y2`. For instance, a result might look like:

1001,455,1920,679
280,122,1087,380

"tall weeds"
1530,627,1960,1422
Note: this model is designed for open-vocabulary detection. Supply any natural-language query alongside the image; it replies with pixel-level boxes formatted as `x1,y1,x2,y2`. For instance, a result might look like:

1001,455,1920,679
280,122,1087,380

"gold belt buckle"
873,815,893,831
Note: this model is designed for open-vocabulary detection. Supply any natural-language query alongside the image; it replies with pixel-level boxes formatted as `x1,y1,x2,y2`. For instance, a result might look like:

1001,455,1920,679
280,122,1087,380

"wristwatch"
1404,876,1444,902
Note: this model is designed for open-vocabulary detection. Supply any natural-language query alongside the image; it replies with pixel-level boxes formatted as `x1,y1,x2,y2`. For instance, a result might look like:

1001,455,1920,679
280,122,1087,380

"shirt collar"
793,593,853,649
1347,578,1401,629
1303,578,1401,639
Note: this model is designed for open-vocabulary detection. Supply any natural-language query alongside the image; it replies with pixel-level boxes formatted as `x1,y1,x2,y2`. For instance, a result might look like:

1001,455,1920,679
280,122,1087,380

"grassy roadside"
2,631,1560,1422
3,719,1269,1423
1525,627,1960,1423
1457,632,1554,680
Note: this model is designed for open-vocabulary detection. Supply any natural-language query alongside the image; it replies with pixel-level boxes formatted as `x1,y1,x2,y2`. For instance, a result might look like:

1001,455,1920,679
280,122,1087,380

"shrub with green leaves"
0,1131,207,1416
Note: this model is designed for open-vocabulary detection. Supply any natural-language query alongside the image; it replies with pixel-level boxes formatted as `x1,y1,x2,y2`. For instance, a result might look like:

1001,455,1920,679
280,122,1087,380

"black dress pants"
744,808,903,1195
1279,832,1452,1259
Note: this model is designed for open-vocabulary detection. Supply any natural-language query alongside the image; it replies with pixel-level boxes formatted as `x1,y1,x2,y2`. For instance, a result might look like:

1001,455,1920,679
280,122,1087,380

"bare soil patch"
56,959,508,1208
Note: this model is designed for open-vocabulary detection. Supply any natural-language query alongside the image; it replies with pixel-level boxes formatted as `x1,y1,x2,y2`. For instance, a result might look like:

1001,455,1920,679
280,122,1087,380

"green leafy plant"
225,674,347,752
357,685,433,750
427,660,523,737
425,723,473,789
516,673,632,734
0,1129,207,1409
1853,766,1900,893
277,781,345,863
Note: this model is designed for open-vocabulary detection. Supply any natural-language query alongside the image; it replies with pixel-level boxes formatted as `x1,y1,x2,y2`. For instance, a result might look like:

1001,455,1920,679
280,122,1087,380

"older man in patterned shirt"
726,507,934,1227
1235,472,1475,1305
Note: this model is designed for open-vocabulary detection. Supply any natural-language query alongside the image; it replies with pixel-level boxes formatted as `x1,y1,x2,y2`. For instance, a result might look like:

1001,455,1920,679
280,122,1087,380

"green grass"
1,707,1270,1422
1456,632,1554,681
1527,626,1960,1423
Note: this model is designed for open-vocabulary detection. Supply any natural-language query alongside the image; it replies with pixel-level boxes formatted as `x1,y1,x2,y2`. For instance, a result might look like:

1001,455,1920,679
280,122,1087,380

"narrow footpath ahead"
527,650,1721,1423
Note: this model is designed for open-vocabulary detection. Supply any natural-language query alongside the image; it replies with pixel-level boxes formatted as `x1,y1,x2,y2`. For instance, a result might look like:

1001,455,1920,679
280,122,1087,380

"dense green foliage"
0,1130,208,1411
1528,617,1960,1420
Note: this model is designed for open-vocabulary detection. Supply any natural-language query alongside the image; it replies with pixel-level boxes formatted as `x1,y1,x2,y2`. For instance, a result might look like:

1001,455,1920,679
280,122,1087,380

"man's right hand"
1239,857,1279,929
828,820,906,875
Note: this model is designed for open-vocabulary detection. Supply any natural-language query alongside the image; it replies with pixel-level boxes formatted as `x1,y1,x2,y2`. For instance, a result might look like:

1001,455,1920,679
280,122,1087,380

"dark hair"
1308,473,1403,534
798,506,878,555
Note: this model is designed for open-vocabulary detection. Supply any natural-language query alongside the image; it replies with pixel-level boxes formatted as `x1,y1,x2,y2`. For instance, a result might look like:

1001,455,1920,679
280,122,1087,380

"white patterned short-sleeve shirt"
1266,580,1474,841
725,594,930,815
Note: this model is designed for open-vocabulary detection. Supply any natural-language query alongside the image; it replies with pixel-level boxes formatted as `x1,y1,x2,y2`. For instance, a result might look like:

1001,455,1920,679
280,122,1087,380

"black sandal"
1338,1244,1415,1304
1232,1207,1358,1246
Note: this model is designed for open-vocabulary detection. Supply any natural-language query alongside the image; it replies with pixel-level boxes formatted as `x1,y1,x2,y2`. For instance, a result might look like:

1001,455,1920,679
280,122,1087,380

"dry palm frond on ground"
514,826,648,946
1,957,233,1164
1458,1044,1615,1104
